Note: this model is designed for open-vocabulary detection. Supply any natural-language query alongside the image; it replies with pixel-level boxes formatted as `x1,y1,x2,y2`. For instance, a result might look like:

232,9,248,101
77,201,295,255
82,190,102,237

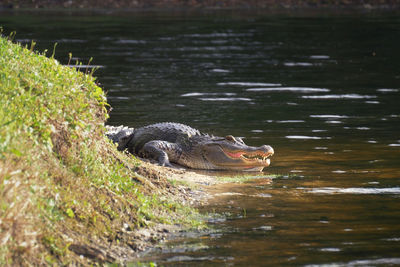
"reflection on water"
2,10,400,266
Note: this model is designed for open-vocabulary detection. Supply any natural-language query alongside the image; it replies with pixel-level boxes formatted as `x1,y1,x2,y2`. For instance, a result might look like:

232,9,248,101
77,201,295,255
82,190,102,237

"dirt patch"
138,160,220,185
134,159,220,204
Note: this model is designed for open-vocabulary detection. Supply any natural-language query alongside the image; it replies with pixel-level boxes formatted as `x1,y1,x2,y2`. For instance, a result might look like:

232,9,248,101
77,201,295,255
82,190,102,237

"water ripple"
284,62,314,67
305,258,400,267
276,120,305,123
310,55,330,59
253,226,273,231
383,237,400,241
377,88,399,93
247,87,330,93
389,143,400,147
56,38,87,43
250,193,272,198
199,97,252,102
182,33,252,38
113,39,146,44
166,255,231,262
181,92,236,97
213,192,245,197
302,94,377,99
210,68,230,73
310,115,349,119
319,248,341,252
286,135,331,140
305,187,400,195
218,82,281,87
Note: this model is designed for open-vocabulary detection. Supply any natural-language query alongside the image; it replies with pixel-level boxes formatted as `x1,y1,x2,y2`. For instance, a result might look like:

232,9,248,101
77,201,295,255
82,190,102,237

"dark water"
2,10,400,266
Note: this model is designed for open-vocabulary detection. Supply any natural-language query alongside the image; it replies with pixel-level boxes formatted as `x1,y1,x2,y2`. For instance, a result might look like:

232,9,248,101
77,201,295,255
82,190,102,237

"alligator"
106,122,274,172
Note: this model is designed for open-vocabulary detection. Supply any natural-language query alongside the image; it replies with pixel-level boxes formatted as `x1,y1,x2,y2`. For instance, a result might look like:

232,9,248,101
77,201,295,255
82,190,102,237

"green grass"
0,33,205,265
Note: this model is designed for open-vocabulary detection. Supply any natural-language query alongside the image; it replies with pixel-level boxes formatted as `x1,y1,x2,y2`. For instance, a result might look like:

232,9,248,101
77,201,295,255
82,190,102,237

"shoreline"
1,1,400,11
1,5,399,19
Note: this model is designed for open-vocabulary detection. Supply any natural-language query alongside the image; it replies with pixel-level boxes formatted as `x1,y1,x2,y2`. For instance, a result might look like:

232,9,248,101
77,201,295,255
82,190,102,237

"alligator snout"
260,145,274,156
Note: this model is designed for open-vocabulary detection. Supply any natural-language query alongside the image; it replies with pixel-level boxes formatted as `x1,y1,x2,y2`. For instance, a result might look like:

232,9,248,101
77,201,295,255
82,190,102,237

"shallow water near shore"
2,10,400,265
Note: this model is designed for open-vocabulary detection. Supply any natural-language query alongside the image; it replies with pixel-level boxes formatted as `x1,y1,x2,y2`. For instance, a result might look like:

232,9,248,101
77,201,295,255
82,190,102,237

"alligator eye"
236,137,245,144
225,135,236,142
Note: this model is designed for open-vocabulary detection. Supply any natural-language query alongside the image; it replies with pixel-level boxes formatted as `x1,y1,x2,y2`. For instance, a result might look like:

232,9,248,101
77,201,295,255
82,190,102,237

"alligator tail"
105,125,135,151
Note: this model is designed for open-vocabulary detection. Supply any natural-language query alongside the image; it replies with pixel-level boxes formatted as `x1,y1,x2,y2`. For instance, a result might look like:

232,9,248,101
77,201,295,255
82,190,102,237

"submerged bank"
0,34,214,265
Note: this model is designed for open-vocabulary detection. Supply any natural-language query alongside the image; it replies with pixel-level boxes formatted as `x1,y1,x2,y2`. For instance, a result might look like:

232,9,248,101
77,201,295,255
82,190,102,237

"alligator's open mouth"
224,150,274,166
205,144,274,171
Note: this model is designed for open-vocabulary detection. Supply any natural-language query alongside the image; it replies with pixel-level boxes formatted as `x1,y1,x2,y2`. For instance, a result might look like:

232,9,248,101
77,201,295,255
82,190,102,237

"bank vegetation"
0,33,205,265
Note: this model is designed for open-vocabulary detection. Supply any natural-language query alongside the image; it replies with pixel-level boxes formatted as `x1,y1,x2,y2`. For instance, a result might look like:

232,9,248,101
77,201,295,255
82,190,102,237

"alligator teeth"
242,154,268,161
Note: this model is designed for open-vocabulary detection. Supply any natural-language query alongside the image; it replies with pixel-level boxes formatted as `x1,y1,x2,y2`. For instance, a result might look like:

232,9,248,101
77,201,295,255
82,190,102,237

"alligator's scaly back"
105,122,274,171
126,122,202,154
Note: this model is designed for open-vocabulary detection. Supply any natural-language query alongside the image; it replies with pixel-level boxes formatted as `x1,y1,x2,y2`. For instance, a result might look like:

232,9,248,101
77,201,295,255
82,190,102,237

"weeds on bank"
0,34,204,265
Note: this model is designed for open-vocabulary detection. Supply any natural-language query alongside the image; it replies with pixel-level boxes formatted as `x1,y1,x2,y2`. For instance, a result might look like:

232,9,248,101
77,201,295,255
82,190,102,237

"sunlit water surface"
2,11,400,266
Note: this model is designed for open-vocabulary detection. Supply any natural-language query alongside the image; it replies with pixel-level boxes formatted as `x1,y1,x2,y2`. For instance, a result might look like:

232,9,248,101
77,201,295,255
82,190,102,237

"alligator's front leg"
140,140,182,168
